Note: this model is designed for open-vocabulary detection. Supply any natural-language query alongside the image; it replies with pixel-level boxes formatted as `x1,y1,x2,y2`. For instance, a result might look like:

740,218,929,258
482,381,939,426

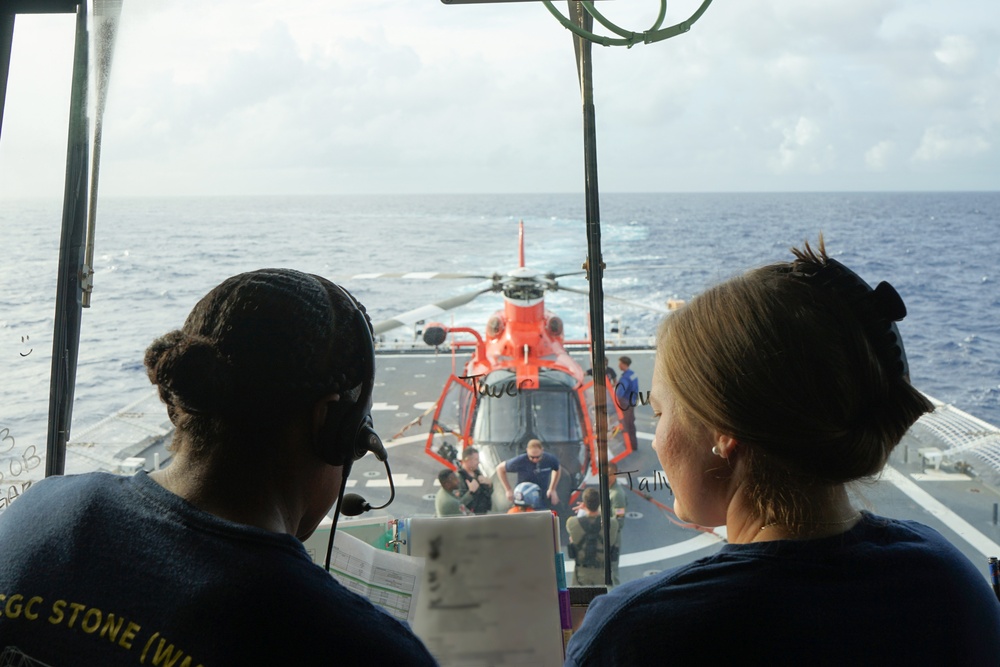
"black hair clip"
800,258,911,381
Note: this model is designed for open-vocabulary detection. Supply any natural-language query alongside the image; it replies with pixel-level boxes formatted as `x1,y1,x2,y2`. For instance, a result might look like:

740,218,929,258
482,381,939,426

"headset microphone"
340,494,371,517
322,282,396,572
339,414,396,516
340,452,396,516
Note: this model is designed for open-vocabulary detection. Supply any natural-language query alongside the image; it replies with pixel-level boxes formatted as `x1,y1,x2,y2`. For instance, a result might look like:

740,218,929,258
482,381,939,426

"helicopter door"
424,374,478,468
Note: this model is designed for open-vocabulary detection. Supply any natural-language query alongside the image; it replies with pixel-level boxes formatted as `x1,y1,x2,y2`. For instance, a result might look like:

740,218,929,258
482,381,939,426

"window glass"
1,14,75,509
3,2,999,599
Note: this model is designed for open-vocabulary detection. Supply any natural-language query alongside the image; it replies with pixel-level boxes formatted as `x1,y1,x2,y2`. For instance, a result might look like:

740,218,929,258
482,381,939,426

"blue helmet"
513,482,543,509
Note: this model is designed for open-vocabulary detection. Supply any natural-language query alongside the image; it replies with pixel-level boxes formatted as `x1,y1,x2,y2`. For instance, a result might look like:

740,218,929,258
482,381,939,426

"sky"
0,0,997,197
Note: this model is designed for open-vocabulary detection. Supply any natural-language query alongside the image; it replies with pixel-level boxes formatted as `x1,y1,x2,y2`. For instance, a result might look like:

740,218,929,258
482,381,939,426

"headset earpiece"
320,283,393,572
314,396,351,464
317,284,384,466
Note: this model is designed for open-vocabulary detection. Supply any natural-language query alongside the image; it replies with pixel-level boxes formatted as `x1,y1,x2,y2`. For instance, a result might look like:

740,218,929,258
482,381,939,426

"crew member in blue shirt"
616,356,639,449
496,439,561,509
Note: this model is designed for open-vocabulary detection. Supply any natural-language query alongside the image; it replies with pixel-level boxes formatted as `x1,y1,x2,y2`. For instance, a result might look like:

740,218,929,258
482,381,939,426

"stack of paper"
406,512,565,666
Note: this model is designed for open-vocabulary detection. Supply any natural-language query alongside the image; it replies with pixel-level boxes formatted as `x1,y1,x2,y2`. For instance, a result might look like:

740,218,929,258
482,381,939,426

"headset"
317,282,386,467
321,282,396,571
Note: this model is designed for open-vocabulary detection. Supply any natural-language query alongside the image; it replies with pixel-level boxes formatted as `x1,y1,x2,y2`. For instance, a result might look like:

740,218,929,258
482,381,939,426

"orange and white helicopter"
369,222,676,513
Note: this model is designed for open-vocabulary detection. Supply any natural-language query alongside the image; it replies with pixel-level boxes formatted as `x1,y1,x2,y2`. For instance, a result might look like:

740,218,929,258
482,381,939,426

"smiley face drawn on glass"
20,335,32,357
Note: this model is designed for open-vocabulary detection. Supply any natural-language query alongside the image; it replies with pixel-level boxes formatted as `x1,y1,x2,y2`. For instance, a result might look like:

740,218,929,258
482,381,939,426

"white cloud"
912,126,991,163
2,0,999,196
934,35,977,71
769,116,835,174
865,140,894,171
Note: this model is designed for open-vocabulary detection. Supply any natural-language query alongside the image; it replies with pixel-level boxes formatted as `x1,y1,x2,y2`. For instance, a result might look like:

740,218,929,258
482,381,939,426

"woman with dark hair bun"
566,240,1000,666
0,269,437,666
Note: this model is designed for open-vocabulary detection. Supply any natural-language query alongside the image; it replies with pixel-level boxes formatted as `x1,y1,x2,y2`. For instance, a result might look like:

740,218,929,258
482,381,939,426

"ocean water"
1,192,998,462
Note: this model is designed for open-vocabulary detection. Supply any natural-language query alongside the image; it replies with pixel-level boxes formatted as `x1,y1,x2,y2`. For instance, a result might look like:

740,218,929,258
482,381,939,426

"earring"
711,445,722,457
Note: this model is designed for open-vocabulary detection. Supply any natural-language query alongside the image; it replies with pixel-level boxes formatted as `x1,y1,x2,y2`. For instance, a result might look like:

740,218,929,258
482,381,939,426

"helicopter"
366,222,673,515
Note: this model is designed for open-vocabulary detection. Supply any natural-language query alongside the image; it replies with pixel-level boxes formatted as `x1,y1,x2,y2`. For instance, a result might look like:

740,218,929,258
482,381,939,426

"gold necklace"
759,512,862,534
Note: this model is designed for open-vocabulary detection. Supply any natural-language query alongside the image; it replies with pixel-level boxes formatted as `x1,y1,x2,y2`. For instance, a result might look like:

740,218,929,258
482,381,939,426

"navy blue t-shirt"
505,452,560,495
0,472,437,666
614,368,638,407
565,513,1000,666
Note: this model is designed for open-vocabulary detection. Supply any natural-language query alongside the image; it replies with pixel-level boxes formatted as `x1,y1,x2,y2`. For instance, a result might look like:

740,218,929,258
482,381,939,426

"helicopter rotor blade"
555,285,672,314
372,287,496,335
345,272,495,281
551,264,696,280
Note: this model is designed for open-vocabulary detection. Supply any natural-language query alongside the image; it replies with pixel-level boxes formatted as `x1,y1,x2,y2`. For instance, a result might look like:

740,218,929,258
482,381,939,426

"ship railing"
911,397,1000,476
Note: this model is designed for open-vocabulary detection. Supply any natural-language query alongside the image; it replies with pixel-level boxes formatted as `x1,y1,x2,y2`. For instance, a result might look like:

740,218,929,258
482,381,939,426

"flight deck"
64,346,1000,586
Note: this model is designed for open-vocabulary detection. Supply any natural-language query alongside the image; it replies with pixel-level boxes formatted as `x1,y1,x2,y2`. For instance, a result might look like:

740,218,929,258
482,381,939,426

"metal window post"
45,3,90,476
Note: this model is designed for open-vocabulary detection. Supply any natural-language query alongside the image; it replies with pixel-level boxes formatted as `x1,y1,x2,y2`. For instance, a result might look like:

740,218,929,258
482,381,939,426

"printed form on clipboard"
404,512,565,666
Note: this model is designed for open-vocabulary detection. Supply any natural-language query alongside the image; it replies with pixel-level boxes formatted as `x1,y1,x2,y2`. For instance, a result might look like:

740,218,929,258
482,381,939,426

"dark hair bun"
144,269,371,438
145,330,228,415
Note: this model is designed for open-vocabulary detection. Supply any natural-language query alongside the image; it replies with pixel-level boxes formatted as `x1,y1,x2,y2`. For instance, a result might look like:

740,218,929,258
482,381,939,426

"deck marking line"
618,533,723,567
383,433,428,448
882,465,1000,558
368,474,424,488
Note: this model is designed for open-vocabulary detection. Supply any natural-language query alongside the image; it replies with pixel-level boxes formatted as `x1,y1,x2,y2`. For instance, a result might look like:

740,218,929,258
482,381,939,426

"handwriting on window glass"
616,468,672,493
0,427,40,510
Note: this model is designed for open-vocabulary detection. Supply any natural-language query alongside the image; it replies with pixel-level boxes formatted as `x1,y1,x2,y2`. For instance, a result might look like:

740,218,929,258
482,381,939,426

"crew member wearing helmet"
507,482,543,513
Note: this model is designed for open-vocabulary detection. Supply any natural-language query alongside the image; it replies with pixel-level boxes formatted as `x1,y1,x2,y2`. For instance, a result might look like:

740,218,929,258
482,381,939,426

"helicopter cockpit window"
471,370,585,446
472,393,523,444
532,390,583,443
